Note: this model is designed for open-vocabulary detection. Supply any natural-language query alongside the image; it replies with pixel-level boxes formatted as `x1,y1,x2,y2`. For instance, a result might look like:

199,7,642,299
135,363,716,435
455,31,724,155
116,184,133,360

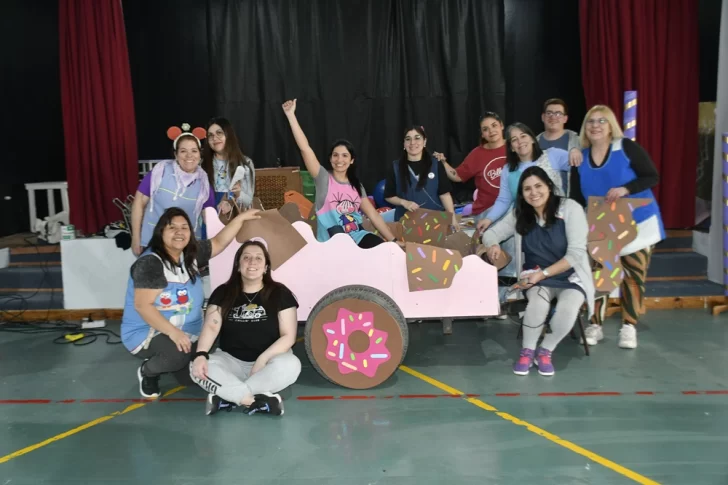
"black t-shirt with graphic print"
207,284,298,362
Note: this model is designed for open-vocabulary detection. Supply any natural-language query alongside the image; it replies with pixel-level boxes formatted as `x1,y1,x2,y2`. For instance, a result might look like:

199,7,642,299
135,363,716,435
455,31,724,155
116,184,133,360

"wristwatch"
542,269,550,277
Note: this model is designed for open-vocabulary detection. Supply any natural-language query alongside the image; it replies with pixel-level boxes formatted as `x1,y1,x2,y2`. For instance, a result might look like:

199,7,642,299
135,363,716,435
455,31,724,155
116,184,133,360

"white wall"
708,0,728,284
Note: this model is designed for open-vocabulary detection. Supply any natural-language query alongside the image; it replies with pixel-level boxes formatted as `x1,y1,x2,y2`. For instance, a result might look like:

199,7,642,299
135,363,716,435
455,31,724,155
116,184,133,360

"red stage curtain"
579,0,699,228
59,0,138,234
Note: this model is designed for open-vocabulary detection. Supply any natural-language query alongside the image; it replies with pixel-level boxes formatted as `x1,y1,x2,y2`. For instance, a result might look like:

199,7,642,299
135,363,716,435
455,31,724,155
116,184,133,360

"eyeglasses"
586,118,608,126
545,110,565,118
207,129,225,139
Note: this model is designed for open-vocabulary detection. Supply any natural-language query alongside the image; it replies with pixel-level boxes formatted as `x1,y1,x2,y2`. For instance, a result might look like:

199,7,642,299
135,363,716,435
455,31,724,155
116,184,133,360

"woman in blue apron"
131,126,216,256
383,125,458,226
483,166,594,376
121,206,260,398
569,105,664,350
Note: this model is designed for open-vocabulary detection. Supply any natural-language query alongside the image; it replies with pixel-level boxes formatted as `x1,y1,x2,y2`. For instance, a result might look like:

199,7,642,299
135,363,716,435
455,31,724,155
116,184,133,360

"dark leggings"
357,233,385,249
135,334,197,385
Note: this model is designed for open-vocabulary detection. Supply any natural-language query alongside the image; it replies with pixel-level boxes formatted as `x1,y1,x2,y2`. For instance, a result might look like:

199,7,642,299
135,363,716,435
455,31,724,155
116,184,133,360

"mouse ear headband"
167,122,207,150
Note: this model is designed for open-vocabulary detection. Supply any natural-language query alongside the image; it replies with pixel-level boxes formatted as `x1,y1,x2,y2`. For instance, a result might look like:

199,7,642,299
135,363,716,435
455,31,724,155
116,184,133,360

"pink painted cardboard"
204,207,499,321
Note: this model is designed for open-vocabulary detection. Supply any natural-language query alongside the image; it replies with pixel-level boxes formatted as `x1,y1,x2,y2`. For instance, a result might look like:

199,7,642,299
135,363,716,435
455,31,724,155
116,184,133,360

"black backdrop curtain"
207,0,505,192
504,0,585,133
126,0,504,195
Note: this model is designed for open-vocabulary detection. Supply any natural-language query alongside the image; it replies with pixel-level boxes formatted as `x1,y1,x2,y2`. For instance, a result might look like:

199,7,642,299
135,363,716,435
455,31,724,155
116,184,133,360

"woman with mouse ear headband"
130,123,217,257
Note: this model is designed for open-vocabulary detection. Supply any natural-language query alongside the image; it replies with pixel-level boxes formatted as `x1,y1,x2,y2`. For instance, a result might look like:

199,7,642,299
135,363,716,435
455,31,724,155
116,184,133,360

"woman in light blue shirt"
477,122,581,234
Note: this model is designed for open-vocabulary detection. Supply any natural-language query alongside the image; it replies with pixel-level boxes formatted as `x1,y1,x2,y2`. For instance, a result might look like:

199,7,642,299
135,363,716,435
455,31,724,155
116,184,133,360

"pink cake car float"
205,203,499,389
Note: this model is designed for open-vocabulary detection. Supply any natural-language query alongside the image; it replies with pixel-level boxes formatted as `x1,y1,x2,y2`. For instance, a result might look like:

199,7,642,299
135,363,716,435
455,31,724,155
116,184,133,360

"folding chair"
516,299,590,356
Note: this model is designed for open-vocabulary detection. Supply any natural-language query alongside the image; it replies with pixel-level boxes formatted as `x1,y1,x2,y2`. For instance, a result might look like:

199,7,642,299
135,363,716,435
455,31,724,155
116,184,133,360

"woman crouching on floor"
190,239,301,416
483,166,594,376
121,206,260,398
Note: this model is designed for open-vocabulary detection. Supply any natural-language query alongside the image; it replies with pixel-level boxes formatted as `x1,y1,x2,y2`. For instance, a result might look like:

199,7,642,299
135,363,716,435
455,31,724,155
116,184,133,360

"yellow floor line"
0,386,185,465
398,365,660,485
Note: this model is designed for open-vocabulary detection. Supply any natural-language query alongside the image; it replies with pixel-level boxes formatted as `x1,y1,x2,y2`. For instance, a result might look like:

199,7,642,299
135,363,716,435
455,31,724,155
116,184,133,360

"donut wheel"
304,285,409,389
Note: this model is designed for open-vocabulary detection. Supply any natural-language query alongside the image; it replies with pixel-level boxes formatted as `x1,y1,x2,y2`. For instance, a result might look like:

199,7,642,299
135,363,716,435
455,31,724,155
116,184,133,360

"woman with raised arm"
281,99,401,248
121,206,260,398
190,239,301,417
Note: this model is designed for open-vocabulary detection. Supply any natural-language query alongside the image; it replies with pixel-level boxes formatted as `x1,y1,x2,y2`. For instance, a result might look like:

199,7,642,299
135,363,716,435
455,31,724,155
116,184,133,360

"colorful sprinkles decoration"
587,196,652,293
405,242,463,292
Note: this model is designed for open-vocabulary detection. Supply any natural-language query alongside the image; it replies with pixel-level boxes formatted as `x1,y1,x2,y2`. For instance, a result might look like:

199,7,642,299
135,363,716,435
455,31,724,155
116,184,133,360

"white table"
25,181,69,231
61,238,136,309
61,238,213,310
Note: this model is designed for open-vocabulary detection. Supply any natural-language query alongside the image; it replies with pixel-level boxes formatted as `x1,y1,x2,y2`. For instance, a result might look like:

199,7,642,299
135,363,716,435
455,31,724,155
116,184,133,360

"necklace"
243,286,263,307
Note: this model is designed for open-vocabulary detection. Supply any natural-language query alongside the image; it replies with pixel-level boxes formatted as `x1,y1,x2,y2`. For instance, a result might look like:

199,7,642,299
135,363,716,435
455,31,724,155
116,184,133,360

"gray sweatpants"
190,349,301,404
522,286,585,351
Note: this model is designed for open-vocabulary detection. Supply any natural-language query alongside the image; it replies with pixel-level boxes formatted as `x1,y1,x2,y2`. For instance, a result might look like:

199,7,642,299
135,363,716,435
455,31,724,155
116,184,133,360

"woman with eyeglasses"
201,117,256,215
569,105,664,350
384,125,458,226
434,112,507,222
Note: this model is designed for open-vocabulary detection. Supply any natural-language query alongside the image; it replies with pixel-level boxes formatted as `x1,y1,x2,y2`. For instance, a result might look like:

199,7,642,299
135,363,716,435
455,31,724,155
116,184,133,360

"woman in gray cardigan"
483,166,594,376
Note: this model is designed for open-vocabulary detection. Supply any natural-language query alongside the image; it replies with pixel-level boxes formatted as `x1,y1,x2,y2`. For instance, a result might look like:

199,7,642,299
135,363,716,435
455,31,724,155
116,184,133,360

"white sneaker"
618,324,638,349
582,324,604,346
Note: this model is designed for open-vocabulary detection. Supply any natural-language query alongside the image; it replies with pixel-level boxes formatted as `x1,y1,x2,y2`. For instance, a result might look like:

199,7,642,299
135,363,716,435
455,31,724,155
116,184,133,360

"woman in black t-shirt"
190,239,301,416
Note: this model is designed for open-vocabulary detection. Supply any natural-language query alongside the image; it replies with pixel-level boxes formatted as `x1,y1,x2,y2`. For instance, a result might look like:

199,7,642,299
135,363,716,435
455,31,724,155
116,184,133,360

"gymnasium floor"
1,310,727,484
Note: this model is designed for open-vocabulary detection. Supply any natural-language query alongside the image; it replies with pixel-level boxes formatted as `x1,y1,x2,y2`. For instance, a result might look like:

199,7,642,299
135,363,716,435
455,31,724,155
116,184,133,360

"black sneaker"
245,392,284,416
205,394,236,415
137,362,160,398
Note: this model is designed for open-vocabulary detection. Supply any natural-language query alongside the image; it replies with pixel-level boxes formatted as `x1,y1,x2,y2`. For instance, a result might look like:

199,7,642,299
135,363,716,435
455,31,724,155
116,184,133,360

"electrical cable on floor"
0,321,121,346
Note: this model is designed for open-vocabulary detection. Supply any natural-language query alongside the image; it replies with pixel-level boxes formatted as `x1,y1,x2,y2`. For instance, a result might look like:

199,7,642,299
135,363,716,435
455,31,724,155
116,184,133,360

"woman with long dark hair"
483,166,594,376
384,125,457,224
201,117,256,212
281,99,401,248
121,206,260,398
190,239,301,416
